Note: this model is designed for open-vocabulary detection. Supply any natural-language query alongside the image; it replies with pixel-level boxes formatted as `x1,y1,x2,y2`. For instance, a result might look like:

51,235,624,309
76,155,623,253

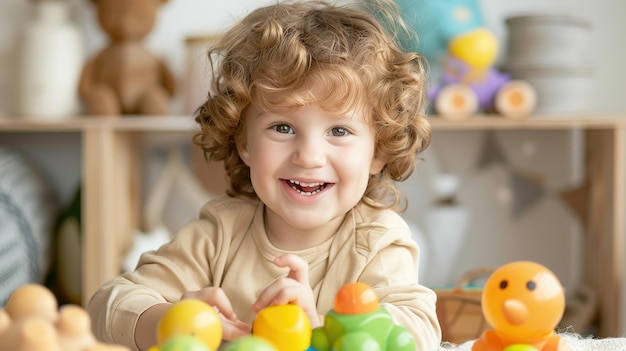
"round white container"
504,66,594,114
16,1,84,118
505,14,591,68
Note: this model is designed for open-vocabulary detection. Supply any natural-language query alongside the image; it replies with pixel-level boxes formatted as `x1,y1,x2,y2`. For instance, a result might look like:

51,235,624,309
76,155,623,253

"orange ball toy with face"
472,261,571,351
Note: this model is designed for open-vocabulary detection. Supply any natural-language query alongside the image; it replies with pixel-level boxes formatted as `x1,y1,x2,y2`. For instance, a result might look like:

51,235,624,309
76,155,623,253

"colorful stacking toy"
311,282,416,351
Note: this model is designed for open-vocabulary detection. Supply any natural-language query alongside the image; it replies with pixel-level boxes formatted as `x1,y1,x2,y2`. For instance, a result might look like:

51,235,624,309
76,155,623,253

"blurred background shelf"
1,114,624,336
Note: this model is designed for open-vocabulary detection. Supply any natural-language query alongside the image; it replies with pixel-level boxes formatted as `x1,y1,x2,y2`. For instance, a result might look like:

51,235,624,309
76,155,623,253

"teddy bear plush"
0,284,130,351
79,0,175,116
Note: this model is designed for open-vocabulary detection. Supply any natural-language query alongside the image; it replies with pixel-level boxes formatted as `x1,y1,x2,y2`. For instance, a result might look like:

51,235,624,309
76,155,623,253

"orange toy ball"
481,261,565,342
333,282,379,315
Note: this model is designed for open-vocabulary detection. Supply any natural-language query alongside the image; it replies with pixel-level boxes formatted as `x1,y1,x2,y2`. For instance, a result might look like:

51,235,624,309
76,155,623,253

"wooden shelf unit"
0,114,624,337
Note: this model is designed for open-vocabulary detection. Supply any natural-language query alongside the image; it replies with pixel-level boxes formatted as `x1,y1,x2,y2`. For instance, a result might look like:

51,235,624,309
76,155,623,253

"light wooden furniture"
0,116,198,309
433,115,625,338
0,114,623,337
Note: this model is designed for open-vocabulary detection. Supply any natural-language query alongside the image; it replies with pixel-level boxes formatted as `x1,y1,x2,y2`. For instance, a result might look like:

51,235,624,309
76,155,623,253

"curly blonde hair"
193,0,431,212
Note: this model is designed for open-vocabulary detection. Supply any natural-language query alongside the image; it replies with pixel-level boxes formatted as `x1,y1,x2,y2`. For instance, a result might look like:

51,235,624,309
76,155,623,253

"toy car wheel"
434,84,479,120
494,80,537,119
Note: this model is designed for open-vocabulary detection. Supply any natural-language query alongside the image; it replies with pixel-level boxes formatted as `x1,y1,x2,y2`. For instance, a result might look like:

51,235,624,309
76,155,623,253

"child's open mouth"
287,179,329,196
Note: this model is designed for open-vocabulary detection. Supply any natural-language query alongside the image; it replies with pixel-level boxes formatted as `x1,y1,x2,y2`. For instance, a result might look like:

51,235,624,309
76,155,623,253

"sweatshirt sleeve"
86,218,220,350
358,233,442,351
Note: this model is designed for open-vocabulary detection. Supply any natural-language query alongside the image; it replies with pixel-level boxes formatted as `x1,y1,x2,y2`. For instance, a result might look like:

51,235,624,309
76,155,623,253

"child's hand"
181,287,251,340
253,254,320,327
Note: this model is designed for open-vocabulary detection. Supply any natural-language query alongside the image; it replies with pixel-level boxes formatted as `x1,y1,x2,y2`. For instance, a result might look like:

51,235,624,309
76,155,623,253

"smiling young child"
87,1,441,350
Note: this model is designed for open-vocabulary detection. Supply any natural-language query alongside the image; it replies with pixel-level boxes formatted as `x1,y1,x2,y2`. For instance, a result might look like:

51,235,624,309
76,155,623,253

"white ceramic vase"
16,0,84,118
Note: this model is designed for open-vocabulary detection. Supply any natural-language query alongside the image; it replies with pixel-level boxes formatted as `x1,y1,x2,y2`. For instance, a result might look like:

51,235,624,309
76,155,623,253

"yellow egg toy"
448,28,498,69
157,299,222,351
252,304,311,351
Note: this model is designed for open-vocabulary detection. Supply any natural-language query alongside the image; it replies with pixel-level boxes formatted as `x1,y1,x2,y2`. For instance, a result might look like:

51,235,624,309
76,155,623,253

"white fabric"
440,334,626,351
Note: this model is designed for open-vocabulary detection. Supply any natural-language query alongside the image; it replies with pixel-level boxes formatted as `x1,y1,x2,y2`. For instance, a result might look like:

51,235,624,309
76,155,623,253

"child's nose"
291,138,326,168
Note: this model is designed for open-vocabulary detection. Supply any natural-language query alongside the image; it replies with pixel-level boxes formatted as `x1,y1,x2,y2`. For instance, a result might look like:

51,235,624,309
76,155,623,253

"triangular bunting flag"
510,171,546,218
477,131,507,168
559,182,589,225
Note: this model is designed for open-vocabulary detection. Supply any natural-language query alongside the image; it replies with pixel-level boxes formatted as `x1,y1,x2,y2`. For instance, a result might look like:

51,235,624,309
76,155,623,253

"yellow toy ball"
157,299,222,351
448,28,498,69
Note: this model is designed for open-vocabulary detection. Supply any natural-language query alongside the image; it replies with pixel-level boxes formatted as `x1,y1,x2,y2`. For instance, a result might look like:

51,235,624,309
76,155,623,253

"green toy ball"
223,336,277,351
153,334,211,351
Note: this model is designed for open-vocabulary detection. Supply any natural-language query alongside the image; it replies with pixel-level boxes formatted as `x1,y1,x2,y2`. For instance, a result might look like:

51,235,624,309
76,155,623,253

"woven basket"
435,267,494,344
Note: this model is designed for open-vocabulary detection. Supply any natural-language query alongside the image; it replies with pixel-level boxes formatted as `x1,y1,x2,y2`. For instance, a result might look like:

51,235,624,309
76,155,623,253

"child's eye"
329,127,350,137
272,124,294,134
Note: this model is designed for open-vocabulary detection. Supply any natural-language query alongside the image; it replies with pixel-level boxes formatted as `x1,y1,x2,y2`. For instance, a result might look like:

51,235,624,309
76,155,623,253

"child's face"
238,103,385,243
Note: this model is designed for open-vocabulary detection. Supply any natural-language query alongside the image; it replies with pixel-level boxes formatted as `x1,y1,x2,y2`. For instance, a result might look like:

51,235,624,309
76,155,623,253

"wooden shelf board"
428,114,626,130
1,114,625,133
0,116,199,132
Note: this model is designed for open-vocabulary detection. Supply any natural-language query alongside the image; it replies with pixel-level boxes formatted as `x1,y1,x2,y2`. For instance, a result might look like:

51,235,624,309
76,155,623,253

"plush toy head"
92,0,167,41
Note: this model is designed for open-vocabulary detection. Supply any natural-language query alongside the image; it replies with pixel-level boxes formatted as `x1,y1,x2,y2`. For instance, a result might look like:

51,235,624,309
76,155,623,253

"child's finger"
253,278,299,312
181,287,238,321
207,289,239,322
221,318,251,341
252,280,321,327
274,254,309,284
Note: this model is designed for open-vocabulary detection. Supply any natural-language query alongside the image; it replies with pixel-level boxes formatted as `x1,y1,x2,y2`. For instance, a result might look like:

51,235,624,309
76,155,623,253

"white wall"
1,0,625,334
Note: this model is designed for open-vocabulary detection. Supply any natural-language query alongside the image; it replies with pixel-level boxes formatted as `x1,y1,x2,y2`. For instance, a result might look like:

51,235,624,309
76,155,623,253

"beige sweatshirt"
87,195,441,350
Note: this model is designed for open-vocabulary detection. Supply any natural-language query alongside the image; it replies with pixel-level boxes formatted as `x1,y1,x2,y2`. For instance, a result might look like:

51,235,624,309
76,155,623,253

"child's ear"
237,142,250,166
370,157,385,175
